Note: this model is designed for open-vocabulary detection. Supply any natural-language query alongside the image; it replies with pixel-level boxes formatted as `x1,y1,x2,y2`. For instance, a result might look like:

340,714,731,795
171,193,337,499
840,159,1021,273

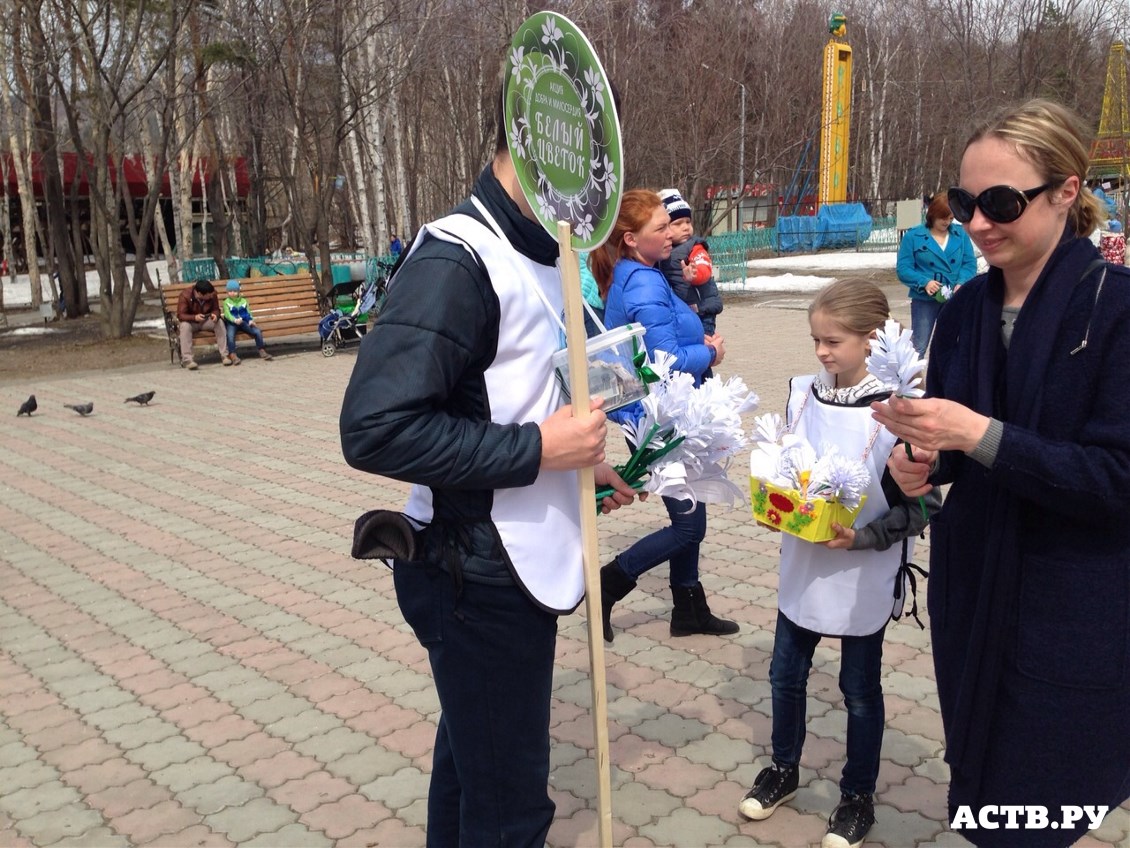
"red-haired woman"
896,192,978,355
588,188,737,643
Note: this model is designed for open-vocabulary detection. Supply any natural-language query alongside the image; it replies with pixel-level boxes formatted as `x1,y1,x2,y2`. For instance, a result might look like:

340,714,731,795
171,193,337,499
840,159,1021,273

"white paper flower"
619,351,759,507
808,448,871,508
752,412,787,445
778,440,818,492
748,442,783,483
574,213,594,240
508,121,527,160
865,318,925,398
584,66,606,109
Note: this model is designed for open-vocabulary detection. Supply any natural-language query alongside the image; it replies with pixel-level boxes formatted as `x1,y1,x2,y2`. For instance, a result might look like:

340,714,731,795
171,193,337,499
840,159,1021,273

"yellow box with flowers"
750,476,866,543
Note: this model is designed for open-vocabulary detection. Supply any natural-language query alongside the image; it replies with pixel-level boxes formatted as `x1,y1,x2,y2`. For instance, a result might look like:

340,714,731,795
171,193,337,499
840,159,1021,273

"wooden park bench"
159,273,325,364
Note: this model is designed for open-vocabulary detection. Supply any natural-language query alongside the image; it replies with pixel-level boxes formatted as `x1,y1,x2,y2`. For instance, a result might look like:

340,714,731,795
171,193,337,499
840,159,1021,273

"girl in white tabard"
739,278,941,848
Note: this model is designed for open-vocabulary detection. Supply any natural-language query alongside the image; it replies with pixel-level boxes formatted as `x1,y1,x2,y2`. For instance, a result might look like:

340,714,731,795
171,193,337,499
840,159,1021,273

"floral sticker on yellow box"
750,477,866,543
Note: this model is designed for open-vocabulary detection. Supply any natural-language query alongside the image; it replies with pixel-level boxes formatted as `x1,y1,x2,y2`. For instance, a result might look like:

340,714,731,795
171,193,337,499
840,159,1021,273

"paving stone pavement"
2,288,1128,848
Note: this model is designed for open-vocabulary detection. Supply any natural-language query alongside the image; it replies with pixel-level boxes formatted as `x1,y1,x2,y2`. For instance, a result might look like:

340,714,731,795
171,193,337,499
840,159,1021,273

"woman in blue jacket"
897,192,978,355
588,189,738,643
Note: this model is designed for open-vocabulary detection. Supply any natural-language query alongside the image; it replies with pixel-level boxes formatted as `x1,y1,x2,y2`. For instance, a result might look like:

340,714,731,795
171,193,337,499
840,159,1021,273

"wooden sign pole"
557,221,613,847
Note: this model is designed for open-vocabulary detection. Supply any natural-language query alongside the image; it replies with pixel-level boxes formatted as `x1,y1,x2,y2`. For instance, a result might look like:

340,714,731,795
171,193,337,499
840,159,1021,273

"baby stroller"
319,276,385,357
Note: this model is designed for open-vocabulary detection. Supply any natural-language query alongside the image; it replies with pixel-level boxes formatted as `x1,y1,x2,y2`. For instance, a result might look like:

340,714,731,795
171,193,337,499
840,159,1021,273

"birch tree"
0,41,43,311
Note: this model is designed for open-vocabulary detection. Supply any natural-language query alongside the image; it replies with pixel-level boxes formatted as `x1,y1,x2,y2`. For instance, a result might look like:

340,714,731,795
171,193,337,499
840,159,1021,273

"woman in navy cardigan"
896,192,978,355
588,189,738,644
875,100,1130,847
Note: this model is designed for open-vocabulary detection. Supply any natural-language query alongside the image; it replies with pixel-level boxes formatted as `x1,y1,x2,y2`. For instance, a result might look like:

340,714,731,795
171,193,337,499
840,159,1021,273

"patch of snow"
718,273,833,294
7,326,64,337
744,250,899,272
1,259,174,308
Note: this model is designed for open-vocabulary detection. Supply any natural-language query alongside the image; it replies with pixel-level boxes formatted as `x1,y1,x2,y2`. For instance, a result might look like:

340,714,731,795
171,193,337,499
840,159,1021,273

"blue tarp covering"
777,215,820,253
777,203,873,252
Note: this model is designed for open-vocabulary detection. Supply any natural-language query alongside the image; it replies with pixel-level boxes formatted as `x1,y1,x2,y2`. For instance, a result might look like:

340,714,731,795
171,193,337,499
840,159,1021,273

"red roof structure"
0,152,250,199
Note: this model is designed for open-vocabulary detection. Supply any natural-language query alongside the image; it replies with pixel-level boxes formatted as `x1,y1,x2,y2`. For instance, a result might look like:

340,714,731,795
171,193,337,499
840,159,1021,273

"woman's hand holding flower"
870,394,990,454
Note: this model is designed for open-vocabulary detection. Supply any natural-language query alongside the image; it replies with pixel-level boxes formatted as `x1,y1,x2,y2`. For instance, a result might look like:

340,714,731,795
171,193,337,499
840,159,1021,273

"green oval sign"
505,13,623,251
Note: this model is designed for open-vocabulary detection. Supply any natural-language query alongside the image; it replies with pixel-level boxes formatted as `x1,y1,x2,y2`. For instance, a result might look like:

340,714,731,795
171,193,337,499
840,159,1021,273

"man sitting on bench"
177,279,234,370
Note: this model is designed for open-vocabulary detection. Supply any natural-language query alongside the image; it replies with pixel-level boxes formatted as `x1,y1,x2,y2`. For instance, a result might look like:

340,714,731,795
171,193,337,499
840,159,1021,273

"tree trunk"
207,167,230,277
389,85,410,243
25,33,82,315
0,70,43,310
0,155,10,314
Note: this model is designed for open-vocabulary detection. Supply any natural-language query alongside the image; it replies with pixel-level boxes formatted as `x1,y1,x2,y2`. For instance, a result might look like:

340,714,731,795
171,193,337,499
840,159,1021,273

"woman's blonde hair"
965,99,1104,237
808,278,891,336
588,188,663,299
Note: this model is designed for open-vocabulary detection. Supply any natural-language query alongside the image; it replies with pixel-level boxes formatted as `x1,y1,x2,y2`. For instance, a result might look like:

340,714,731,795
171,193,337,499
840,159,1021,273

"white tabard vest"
778,374,909,636
396,200,584,614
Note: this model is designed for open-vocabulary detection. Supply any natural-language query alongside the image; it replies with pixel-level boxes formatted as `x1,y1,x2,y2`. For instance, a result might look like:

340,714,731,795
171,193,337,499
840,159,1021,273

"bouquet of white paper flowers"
748,413,871,541
595,351,759,510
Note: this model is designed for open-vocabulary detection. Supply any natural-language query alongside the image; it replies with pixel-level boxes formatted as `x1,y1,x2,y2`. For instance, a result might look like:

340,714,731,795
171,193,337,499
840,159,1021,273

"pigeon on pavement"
124,391,156,406
64,402,94,416
17,395,36,416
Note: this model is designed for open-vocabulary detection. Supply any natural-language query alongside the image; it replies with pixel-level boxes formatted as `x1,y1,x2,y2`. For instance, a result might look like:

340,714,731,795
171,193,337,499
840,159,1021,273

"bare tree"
1,0,1122,338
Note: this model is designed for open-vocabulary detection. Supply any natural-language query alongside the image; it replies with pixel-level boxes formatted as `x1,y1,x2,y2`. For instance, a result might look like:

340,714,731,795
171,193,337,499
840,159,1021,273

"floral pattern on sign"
505,12,623,251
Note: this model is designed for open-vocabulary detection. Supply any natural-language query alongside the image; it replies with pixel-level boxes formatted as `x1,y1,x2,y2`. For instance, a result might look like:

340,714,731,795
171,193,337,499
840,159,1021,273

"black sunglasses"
947,183,1053,224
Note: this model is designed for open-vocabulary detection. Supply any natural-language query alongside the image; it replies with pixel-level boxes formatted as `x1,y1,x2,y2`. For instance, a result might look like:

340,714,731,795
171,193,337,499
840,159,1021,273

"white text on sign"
951,805,1109,831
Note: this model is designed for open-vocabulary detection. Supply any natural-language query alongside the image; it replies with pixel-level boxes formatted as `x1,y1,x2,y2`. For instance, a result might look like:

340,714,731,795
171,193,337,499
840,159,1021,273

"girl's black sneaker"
738,762,799,820
822,792,875,848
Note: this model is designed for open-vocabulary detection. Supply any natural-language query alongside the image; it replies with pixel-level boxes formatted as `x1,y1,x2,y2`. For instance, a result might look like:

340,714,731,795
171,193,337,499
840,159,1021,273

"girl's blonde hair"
808,278,891,336
588,188,663,299
965,98,1104,237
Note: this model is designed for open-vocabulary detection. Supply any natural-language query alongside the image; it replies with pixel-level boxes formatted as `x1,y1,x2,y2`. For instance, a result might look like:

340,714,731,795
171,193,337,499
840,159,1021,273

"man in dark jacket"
176,279,233,369
339,110,637,846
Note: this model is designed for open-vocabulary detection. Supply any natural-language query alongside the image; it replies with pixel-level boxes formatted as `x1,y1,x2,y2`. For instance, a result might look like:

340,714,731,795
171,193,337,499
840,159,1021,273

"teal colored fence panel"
858,216,898,252
707,229,777,282
365,254,398,287
182,259,216,281
226,258,252,278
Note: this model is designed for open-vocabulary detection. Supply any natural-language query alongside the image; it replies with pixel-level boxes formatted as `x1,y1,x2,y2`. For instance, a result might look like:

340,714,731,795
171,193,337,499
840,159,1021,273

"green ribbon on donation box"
632,336,659,385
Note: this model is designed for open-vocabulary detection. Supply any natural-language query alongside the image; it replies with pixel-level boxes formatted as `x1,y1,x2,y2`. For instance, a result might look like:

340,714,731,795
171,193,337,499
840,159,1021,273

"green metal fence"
705,215,899,281
179,255,374,285
706,230,778,282
181,258,216,281
180,223,898,293
365,254,399,287
857,216,899,252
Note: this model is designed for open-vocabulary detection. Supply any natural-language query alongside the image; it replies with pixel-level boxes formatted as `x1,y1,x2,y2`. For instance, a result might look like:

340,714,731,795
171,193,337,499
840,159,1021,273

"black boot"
600,560,637,643
670,582,739,637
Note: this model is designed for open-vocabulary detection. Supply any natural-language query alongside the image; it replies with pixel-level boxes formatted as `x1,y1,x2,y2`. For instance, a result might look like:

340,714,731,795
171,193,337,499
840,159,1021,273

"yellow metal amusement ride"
818,13,852,207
